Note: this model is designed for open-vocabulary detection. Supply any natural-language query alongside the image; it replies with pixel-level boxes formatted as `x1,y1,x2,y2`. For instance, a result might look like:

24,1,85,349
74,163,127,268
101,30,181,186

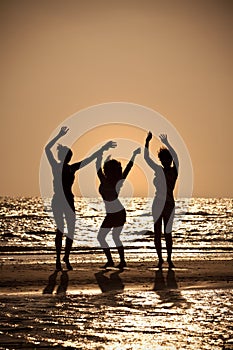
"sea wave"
0,197,232,257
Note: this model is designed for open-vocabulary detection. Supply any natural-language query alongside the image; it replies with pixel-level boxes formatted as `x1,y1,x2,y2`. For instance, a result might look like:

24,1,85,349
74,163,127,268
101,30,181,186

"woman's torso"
153,166,178,203
52,163,75,201
99,179,124,213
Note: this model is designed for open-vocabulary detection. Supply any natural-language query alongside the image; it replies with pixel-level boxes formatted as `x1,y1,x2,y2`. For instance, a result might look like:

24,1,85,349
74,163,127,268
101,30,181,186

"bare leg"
165,233,174,267
55,229,63,270
154,217,164,268
164,207,175,268
112,226,126,269
116,246,126,269
102,248,114,268
64,202,76,270
97,227,114,268
52,197,64,271
63,237,73,270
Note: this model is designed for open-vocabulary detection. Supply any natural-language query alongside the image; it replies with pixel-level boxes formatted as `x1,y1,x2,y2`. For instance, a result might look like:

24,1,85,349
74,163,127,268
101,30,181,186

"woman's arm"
144,131,160,171
77,141,117,171
122,147,141,179
96,151,105,182
159,134,179,172
45,126,69,167
95,141,117,181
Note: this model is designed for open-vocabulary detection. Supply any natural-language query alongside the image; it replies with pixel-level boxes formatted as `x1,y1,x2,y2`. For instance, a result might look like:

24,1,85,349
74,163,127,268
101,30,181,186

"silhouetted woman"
45,126,114,271
144,132,179,268
96,147,141,269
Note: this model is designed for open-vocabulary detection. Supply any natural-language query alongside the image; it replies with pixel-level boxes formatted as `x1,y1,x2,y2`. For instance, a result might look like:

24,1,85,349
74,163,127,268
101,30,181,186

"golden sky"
1,0,233,197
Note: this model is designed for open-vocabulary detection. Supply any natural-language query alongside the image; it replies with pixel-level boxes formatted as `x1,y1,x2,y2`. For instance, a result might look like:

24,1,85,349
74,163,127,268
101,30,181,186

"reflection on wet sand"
153,268,190,309
0,266,232,349
43,270,69,295
153,268,178,290
95,270,124,293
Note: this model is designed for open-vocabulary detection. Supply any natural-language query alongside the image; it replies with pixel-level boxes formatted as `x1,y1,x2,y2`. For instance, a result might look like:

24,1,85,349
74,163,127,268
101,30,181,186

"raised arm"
96,150,104,182
45,126,69,167
144,131,160,171
77,141,117,170
95,141,117,182
159,134,179,172
122,147,141,179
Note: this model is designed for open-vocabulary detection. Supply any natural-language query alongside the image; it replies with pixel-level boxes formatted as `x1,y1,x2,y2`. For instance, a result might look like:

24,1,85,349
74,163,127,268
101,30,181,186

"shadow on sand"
153,268,190,309
43,270,69,295
95,270,124,293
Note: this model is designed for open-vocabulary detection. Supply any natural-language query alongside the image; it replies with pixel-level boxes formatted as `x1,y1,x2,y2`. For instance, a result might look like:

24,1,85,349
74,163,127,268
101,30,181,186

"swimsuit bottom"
101,209,126,228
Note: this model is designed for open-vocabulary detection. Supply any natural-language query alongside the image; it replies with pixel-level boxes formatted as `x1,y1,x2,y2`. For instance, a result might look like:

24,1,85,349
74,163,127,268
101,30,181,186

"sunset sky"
1,0,232,198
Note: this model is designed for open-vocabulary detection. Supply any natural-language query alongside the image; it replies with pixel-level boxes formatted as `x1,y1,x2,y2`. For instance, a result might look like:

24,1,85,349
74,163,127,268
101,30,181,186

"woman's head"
103,159,122,182
158,147,173,167
57,144,73,163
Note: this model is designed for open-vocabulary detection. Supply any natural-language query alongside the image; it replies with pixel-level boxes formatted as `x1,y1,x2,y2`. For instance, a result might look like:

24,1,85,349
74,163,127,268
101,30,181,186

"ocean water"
0,197,233,259
0,197,233,350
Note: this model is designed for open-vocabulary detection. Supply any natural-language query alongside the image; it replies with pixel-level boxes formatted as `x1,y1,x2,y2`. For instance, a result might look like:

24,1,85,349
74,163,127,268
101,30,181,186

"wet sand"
0,254,233,350
0,254,232,294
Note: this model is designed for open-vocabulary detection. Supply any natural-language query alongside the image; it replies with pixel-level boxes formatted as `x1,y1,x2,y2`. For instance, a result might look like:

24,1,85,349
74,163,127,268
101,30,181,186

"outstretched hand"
102,141,117,151
58,126,69,137
159,134,168,144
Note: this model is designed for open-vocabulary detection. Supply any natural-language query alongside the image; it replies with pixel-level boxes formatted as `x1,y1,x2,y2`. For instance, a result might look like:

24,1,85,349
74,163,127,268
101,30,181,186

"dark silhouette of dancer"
45,126,115,271
144,132,179,269
96,147,141,269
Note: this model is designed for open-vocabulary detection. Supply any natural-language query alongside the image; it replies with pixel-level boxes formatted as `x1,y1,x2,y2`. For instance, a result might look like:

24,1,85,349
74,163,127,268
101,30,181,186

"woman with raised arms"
45,127,115,271
96,146,141,269
144,132,179,269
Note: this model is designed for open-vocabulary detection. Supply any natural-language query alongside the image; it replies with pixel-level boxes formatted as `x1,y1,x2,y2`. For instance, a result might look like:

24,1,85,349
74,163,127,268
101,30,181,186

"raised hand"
146,131,153,143
58,126,69,137
133,147,141,156
45,126,69,165
104,155,111,163
102,141,117,151
159,134,168,145
130,147,141,163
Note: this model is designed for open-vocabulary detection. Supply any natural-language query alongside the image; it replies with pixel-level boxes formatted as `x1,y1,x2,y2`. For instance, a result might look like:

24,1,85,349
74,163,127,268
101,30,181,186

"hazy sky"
1,0,233,197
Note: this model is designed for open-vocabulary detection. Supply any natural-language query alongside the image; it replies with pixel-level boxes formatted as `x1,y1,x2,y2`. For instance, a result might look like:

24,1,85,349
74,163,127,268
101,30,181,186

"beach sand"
0,254,233,349
0,254,232,294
